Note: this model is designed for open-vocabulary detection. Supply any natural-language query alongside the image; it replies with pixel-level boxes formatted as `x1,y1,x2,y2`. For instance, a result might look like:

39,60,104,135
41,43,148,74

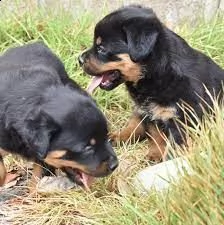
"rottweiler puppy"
79,5,224,161
0,42,118,191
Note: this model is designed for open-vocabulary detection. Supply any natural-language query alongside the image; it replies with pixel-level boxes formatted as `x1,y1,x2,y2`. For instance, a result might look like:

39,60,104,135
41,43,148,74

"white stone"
37,176,77,193
133,157,194,193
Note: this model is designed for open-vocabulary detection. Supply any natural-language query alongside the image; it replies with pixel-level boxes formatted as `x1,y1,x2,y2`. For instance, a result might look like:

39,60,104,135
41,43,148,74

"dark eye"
97,45,106,54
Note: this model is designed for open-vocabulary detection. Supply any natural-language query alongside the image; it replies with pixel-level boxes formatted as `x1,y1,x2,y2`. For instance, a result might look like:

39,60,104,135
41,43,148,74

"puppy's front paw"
146,143,165,163
108,131,121,145
109,130,131,144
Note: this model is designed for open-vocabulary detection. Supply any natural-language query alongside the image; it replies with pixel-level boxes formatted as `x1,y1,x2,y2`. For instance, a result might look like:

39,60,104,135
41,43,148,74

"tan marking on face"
85,53,142,83
44,150,89,173
96,36,102,45
46,150,67,159
44,156,88,172
90,138,96,145
44,150,111,177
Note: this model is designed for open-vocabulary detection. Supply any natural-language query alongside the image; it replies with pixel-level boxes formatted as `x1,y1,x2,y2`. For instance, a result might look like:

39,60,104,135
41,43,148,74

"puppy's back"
0,42,71,89
0,42,60,69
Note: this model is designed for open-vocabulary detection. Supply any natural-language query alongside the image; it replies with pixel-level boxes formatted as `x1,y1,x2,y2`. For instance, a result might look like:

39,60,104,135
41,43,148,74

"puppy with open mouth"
0,42,118,191
79,5,224,162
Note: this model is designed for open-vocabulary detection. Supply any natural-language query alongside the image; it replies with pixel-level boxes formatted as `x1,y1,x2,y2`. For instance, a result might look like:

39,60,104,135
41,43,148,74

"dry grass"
0,3,224,225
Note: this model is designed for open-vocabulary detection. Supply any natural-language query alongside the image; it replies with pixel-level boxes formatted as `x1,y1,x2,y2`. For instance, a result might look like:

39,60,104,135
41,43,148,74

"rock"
37,176,78,193
133,157,193,193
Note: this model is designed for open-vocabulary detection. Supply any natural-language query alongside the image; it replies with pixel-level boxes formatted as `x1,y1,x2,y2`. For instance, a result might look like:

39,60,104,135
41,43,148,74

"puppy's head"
79,5,162,92
13,86,118,189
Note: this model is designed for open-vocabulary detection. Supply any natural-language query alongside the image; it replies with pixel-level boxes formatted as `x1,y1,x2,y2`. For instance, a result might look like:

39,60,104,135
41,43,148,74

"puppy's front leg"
28,163,43,193
28,161,57,193
146,119,186,162
146,123,167,162
109,113,146,144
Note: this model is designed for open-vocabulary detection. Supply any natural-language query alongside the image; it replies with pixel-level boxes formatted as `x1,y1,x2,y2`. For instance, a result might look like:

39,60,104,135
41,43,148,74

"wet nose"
108,156,119,172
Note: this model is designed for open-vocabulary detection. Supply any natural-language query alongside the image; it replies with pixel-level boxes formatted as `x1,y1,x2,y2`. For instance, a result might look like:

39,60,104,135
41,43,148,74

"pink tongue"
80,172,95,190
87,76,103,94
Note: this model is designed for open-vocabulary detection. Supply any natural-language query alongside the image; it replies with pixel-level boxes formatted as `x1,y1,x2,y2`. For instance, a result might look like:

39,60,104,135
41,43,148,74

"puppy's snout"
107,156,118,172
78,55,84,66
78,51,88,66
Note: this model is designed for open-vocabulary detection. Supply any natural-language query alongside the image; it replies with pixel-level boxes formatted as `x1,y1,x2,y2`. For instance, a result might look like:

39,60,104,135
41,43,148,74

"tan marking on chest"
137,103,177,121
149,103,177,121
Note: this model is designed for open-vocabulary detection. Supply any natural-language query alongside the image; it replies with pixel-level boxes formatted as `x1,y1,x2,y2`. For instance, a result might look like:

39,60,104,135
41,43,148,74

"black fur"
80,5,224,146
0,42,118,183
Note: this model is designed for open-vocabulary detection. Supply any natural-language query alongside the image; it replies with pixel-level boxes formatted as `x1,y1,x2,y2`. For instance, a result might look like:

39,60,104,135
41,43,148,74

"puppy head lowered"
10,86,118,188
79,5,162,91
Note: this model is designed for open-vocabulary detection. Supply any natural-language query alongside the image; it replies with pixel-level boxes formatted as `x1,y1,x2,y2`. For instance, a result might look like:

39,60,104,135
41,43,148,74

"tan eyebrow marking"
96,36,102,45
90,138,96,145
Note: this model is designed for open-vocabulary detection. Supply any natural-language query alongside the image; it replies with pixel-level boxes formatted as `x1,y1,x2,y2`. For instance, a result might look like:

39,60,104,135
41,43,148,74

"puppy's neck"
125,70,187,106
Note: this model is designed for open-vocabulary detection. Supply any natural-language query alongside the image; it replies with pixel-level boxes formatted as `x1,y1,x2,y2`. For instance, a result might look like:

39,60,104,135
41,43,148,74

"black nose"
78,55,84,66
108,157,118,172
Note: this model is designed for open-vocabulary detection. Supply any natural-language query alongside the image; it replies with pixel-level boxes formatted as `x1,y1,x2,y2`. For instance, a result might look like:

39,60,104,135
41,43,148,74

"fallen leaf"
6,197,32,206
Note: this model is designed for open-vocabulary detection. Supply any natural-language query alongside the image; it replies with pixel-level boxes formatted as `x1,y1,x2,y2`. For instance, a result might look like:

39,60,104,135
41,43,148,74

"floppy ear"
13,110,59,159
123,18,159,62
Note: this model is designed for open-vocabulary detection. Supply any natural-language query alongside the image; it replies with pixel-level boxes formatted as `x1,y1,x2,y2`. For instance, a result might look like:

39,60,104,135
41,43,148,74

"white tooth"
102,80,111,86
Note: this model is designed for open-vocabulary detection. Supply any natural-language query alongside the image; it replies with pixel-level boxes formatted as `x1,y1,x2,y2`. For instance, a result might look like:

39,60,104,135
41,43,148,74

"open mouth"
87,70,122,93
63,167,95,190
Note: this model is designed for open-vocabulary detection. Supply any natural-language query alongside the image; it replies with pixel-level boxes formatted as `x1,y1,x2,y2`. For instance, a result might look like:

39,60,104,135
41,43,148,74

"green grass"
0,3,224,225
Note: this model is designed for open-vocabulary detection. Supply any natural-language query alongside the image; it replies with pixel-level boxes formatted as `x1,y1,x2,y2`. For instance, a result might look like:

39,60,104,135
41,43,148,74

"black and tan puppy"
79,5,224,161
0,42,118,190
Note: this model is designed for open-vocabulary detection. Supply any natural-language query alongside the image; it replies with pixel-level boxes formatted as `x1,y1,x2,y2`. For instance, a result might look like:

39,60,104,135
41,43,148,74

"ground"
0,6,223,225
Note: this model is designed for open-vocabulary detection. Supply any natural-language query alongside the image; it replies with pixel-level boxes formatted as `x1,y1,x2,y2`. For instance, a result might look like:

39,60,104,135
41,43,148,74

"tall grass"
0,4,223,225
